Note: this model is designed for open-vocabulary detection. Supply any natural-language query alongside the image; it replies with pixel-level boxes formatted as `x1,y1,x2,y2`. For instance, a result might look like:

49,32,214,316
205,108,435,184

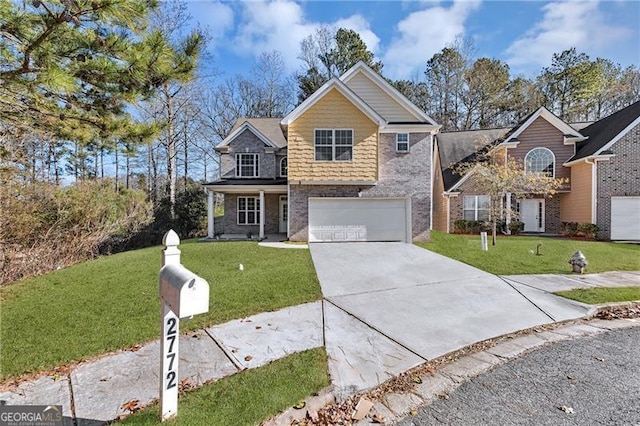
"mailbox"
159,264,210,318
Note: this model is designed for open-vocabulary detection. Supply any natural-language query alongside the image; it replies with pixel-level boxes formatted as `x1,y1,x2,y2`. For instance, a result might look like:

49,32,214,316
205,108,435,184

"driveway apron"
310,242,589,399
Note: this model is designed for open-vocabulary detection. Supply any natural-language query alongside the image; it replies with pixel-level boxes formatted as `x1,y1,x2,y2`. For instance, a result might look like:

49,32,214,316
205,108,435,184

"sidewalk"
1,271,638,425
0,302,323,425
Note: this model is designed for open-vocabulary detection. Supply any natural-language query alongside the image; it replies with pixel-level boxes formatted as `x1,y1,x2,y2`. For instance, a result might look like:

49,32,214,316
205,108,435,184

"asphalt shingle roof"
571,100,640,161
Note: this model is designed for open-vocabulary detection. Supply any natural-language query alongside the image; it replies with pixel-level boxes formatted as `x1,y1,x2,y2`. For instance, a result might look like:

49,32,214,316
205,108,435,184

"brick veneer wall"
449,178,563,234
222,193,282,235
595,122,640,239
289,132,432,242
220,129,278,179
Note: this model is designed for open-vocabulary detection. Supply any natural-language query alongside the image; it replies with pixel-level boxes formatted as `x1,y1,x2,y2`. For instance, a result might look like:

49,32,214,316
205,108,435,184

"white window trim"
314,128,354,162
237,196,260,225
463,195,490,221
279,156,288,177
396,133,409,153
524,147,555,177
235,153,259,178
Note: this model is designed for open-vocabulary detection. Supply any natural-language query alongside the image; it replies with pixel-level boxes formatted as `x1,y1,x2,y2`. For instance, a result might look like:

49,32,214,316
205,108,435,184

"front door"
279,195,288,233
520,199,545,232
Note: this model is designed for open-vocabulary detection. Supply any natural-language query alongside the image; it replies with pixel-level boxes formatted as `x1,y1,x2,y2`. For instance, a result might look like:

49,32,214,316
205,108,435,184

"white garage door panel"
309,198,409,242
611,197,640,241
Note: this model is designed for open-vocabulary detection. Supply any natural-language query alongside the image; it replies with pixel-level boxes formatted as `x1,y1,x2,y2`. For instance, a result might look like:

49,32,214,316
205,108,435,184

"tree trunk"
166,83,176,220
492,220,497,246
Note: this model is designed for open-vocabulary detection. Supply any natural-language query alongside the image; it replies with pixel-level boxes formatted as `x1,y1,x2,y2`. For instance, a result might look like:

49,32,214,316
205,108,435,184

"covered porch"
202,179,288,240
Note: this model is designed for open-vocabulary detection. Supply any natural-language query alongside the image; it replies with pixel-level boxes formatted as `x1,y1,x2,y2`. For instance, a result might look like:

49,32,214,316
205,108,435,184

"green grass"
421,232,640,275
120,348,329,426
0,241,321,379
555,287,640,304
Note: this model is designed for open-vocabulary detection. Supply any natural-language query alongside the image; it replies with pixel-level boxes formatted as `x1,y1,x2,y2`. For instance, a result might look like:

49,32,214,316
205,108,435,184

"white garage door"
611,196,640,241
308,198,410,242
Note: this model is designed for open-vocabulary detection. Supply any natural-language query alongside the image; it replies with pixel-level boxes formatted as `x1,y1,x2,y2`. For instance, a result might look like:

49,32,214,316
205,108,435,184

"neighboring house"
433,101,640,240
203,118,289,238
203,62,440,242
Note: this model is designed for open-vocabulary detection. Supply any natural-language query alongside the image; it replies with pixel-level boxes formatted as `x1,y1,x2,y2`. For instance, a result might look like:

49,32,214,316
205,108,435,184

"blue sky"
185,0,640,81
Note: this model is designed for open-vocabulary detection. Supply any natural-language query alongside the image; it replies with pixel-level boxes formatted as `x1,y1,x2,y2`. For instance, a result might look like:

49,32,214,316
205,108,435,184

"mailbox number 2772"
165,317,177,390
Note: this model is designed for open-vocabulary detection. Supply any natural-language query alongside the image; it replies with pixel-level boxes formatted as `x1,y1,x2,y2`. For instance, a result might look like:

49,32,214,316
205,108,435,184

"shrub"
509,221,524,235
454,220,491,234
0,179,153,284
561,222,579,237
577,223,599,239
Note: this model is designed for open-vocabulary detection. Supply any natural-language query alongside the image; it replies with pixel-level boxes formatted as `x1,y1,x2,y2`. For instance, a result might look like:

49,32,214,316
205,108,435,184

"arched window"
280,156,288,177
525,148,555,177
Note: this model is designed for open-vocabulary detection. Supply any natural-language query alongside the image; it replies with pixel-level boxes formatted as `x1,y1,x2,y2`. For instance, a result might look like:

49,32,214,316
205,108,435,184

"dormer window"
280,157,288,177
396,133,409,152
236,153,259,178
525,148,555,177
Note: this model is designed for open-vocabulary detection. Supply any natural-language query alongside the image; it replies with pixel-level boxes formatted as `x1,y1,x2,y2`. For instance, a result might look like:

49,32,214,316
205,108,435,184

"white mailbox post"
158,230,210,422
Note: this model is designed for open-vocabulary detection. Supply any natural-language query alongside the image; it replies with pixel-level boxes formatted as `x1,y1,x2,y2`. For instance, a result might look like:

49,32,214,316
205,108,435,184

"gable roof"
501,106,584,145
340,61,437,125
281,76,385,126
570,100,640,162
217,118,287,149
436,128,510,191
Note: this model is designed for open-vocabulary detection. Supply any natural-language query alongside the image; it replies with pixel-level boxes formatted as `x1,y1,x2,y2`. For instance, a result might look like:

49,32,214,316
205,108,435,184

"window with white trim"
236,153,259,177
280,156,287,177
314,129,353,161
396,133,409,152
237,196,260,225
463,195,490,221
525,147,554,177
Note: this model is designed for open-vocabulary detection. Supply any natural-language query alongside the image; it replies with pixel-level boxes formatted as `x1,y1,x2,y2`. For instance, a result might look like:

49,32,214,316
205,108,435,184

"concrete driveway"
310,242,590,399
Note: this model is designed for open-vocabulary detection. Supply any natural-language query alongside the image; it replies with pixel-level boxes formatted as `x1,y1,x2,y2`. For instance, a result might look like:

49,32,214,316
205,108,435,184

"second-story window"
396,133,409,152
525,147,555,177
280,157,288,177
236,153,259,178
314,129,353,161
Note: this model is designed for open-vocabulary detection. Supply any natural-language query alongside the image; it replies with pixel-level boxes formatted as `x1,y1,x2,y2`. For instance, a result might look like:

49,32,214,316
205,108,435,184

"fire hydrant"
569,251,588,274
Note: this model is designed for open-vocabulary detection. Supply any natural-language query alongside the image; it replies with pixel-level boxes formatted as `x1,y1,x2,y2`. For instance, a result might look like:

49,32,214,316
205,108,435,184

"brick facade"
221,193,282,235
288,132,432,242
220,128,281,179
595,122,640,239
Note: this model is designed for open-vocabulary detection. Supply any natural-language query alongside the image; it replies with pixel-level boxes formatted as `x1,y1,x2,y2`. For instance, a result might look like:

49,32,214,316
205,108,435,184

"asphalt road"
396,327,640,426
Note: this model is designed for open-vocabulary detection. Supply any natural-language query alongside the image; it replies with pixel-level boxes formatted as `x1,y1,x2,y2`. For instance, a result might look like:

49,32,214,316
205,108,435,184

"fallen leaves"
121,399,141,413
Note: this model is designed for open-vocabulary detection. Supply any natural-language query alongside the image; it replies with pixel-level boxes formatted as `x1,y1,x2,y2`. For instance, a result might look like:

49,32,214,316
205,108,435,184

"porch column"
207,190,215,238
259,190,265,240
505,192,512,234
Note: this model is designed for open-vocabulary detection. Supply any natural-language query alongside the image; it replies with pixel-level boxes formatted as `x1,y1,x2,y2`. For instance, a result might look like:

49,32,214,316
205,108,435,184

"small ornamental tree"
455,149,567,245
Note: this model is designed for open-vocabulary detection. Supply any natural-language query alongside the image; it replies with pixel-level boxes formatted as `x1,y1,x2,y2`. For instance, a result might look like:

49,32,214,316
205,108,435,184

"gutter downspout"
585,158,597,224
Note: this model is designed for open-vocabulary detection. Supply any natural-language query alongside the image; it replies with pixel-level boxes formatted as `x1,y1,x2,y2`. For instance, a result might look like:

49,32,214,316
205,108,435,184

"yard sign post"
159,230,210,422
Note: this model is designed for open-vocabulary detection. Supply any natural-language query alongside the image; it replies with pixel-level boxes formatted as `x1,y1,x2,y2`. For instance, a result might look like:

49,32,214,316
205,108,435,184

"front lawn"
0,241,321,379
120,348,329,425
555,287,640,304
421,232,640,275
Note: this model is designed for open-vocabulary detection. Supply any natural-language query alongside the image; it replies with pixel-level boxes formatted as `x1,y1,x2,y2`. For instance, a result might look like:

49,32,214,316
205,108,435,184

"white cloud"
505,1,633,73
186,1,234,44
382,0,481,80
228,0,379,73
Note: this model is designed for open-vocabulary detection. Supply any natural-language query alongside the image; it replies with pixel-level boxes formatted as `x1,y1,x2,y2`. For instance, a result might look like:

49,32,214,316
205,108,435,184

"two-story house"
433,101,640,240
203,62,440,242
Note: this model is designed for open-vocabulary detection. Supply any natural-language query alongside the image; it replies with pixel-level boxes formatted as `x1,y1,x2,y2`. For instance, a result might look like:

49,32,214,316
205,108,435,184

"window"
463,195,490,221
280,157,287,177
525,148,554,177
237,196,260,225
396,133,409,152
314,129,353,161
236,154,259,177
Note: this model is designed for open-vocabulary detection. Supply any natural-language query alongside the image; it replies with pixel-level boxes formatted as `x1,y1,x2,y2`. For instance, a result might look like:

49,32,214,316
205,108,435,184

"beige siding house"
433,101,640,240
